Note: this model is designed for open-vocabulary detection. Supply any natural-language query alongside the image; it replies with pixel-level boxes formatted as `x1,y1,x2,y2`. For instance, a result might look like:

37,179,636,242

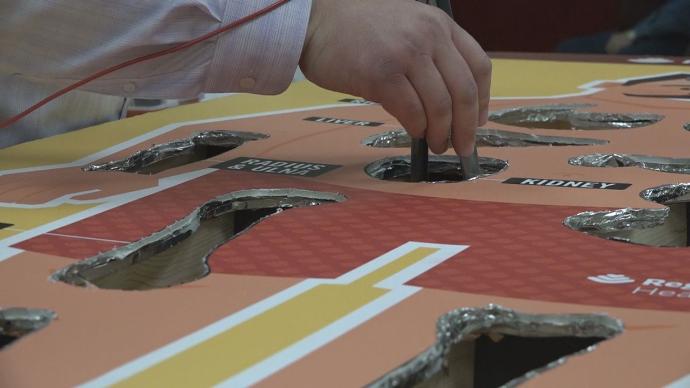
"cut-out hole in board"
85,131,267,175
0,308,56,350
363,128,608,148
365,155,507,183
52,189,346,290
569,153,690,175
565,183,690,247
489,104,662,130
369,305,622,388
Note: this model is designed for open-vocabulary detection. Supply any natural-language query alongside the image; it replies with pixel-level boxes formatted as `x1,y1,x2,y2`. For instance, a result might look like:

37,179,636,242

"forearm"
0,0,311,99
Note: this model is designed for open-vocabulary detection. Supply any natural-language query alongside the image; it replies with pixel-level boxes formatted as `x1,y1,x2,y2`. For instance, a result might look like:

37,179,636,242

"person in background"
557,0,690,56
0,0,491,160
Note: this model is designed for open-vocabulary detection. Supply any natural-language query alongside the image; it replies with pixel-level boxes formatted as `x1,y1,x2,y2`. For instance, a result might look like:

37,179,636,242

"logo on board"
588,274,690,300
587,274,635,284
214,157,341,178
0,223,12,230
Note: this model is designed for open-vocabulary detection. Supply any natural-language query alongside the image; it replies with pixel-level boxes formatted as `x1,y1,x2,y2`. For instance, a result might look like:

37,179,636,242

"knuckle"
456,80,479,105
401,96,424,116
375,54,408,80
476,55,493,78
416,9,445,37
386,45,409,62
383,71,407,88
426,6,450,22
432,94,453,116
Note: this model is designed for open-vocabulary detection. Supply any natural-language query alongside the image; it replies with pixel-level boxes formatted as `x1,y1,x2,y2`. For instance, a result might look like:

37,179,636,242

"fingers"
450,25,493,126
374,73,427,140
434,45,479,157
407,54,452,154
359,5,491,159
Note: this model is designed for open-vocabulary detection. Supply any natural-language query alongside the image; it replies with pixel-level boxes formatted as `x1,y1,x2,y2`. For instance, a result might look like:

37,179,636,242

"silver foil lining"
569,153,690,175
363,129,411,148
477,128,608,147
640,183,690,204
0,308,56,338
564,208,669,235
565,183,690,247
489,104,663,130
365,155,508,183
368,304,623,388
52,189,346,289
362,128,608,148
84,130,267,173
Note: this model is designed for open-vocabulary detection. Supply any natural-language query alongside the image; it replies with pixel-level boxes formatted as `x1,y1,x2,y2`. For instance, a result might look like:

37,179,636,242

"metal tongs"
410,138,480,182
408,0,480,183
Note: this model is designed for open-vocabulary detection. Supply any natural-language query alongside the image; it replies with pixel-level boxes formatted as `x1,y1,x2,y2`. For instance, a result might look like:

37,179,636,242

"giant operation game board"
1,56,690,387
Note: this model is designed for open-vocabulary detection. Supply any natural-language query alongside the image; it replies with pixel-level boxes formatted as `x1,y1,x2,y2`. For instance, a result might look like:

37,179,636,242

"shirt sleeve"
0,0,312,99
633,0,690,39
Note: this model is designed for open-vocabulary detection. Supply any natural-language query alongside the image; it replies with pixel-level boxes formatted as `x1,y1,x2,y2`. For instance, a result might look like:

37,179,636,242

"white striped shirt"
0,0,311,147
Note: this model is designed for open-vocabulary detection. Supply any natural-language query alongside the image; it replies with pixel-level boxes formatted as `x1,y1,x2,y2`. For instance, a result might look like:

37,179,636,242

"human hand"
605,30,637,54
299,0,491,157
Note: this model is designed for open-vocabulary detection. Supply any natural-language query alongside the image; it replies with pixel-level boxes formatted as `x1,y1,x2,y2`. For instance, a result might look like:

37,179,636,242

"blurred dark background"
451,0,665,52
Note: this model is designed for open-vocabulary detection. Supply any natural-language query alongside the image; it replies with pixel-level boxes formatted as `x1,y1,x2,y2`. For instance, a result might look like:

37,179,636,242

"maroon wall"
451,0,664,52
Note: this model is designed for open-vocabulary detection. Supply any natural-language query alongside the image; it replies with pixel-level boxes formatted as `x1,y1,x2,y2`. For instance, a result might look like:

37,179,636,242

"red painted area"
16,234,124,259
16,169,690,312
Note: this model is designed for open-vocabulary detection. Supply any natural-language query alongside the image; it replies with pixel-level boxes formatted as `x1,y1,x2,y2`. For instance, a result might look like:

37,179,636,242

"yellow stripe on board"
491,59,690,98
0,82,350,171
0,204,97,240
352,247,437,286
115,247,439,388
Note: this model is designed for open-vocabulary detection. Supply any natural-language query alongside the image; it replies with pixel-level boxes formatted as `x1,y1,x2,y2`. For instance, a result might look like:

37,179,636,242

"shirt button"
239,77,256,90
123,82,136,93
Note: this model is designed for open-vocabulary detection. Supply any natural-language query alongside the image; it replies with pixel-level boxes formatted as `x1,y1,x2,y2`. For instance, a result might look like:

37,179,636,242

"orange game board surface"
1,56,690,387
